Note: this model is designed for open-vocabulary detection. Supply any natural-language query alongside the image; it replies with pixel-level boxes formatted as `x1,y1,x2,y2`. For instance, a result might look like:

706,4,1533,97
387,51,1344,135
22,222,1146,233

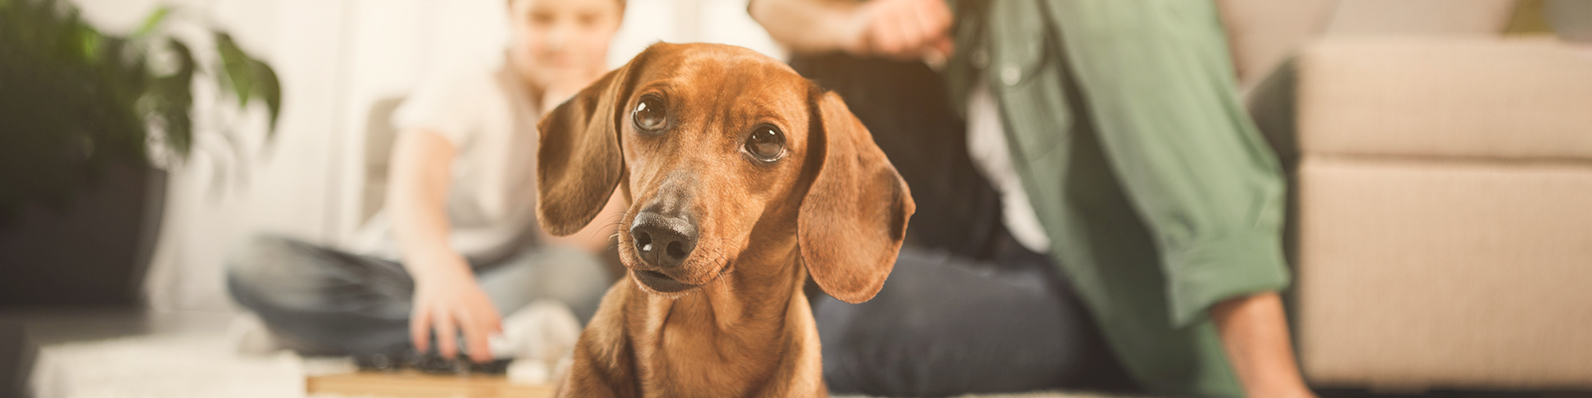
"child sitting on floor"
227,0,628,365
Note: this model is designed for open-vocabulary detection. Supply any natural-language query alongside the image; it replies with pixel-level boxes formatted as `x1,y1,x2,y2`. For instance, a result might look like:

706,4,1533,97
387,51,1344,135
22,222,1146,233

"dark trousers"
815,229,1133,397
794,53,1134,396
224,234,611,356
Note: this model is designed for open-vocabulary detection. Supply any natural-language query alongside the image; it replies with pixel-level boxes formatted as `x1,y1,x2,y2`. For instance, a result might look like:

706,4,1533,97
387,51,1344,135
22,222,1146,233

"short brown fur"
535,43,914,397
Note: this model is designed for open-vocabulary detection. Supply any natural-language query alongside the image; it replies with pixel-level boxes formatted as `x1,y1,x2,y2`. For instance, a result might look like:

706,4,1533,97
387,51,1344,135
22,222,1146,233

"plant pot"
0,162,167,307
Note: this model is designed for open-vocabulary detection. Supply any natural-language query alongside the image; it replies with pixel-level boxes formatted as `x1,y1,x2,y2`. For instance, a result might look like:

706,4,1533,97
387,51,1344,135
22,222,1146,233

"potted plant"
0,0,280,306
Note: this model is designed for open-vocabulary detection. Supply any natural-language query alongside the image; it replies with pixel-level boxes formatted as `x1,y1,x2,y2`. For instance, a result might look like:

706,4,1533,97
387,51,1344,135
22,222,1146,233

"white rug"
30,333,307,398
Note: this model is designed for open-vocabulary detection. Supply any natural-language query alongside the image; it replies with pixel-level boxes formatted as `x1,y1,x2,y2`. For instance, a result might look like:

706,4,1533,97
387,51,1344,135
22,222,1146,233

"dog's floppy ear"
799,91,916,304
536,53,646,236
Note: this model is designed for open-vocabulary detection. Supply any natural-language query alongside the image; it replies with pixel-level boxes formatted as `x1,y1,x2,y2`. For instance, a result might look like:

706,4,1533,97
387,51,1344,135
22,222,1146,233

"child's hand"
409,254,503,363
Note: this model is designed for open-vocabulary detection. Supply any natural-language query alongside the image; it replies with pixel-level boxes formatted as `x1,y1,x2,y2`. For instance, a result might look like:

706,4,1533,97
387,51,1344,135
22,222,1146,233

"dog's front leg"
555,286,638,398
555,343,635,398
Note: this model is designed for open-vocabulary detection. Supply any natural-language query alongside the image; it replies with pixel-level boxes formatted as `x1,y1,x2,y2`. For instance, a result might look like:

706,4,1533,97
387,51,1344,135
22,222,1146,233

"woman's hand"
409,252,503,363
750,0,953,63
846,0,955,62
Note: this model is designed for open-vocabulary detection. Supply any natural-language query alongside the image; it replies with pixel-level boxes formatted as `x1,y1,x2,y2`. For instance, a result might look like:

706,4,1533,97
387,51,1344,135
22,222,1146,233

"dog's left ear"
799,91,916,304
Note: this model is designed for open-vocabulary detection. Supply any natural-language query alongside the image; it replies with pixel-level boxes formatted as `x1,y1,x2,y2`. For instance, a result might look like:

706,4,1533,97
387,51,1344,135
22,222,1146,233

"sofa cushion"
1296,156,1592,390
1297,38,1592,160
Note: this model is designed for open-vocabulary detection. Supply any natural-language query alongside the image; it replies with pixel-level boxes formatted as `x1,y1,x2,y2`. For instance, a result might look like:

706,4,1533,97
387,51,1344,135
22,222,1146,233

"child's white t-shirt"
353,58,547,264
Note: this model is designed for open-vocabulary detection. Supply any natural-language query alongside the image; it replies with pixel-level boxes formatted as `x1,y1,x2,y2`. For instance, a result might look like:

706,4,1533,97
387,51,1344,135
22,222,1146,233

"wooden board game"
307,371,554,398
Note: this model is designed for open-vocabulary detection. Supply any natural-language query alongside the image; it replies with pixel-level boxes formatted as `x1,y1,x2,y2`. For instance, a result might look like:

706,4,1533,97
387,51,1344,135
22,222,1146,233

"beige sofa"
1221,0,1592,392
1291,37,1592,392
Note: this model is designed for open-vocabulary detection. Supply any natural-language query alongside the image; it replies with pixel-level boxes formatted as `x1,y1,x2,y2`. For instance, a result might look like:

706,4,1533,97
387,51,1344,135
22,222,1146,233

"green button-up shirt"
944,1,1291,396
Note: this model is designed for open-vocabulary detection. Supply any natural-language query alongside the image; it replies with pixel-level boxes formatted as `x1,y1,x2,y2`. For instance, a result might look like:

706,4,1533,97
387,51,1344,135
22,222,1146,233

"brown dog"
535,42,914,397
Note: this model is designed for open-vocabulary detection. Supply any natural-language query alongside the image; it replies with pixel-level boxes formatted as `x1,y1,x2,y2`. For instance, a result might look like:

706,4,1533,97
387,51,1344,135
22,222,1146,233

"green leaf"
214,32,254,106
154,38,196,157
134,6,169,38
251,59,282,137
213,32,281,140
76,24,101,61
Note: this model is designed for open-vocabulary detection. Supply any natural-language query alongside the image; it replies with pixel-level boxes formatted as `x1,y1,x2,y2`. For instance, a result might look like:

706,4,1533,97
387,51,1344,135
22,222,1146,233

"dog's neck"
627,235,826,396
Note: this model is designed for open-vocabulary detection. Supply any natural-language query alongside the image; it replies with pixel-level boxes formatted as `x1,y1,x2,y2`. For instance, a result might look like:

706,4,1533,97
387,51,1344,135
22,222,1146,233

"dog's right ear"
536,53,647,236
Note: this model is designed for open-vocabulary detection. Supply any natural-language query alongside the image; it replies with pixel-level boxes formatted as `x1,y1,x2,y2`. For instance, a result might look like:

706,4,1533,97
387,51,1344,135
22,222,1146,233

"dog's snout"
630,212,698,269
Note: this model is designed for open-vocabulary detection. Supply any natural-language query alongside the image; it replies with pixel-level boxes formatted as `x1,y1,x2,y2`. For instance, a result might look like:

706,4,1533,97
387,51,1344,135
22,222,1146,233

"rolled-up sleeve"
1050,0,1291,326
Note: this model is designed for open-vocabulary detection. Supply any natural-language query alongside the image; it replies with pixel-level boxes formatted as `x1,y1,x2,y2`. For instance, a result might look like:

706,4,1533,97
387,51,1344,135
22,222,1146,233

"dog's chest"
626,299,821,397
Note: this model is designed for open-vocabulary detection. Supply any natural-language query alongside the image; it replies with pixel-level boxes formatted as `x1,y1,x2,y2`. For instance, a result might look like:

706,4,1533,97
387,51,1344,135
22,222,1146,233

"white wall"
70,0,783,311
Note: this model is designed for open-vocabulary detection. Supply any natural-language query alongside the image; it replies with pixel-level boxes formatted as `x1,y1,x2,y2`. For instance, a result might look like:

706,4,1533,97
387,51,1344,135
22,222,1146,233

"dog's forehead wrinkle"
684,96,806,157
650,55,808,140
734,98,792,123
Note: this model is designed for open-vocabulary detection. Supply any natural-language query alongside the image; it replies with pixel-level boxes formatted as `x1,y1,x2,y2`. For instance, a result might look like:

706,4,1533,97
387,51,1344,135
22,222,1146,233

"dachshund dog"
536,42,914,397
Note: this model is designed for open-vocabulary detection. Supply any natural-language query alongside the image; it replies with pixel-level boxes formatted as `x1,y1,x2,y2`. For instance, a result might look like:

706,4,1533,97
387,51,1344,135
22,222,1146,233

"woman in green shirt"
753,0,1314,396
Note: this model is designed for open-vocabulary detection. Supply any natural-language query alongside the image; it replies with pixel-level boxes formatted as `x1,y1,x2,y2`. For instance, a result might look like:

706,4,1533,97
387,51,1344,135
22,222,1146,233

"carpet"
28,332,1135,398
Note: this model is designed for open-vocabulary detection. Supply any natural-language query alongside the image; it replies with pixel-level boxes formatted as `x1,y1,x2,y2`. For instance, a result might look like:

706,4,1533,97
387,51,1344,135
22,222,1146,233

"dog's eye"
745,125,785,162
633,96,667,132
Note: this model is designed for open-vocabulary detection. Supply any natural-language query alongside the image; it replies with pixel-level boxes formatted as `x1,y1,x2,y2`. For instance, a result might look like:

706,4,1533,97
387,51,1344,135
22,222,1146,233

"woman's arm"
388,128,502,363
749,0,953,60
1212,292,1317,398
749,0,868,54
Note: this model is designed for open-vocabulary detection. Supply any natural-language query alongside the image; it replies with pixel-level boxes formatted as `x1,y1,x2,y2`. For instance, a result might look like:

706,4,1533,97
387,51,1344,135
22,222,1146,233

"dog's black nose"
630,212,697,269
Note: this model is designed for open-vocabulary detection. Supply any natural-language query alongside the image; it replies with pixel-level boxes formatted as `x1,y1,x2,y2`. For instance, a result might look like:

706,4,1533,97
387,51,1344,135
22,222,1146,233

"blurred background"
0,0,782,312
1,0,1590,397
